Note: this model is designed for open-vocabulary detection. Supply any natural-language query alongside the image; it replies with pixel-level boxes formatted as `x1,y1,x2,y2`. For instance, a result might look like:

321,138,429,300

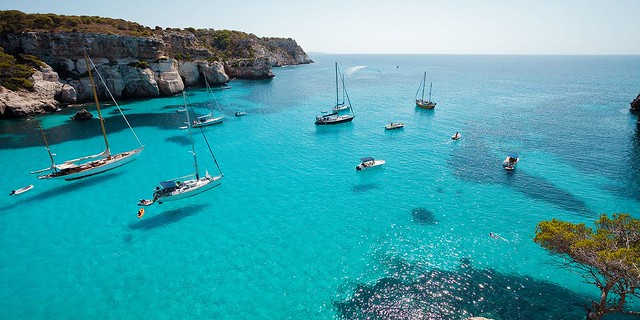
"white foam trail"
344,65,366,76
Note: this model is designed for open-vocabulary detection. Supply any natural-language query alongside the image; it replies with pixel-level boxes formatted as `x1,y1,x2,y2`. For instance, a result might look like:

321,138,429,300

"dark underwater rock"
411,207,437,225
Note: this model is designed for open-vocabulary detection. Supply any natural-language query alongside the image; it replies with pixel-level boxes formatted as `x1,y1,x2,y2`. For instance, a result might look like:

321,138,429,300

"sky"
1,0,639,55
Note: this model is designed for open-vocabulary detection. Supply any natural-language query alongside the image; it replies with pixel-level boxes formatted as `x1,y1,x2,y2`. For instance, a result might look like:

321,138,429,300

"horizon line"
307,52,640,56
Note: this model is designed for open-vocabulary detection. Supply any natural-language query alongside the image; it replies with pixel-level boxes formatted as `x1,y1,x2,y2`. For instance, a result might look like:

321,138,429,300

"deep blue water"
1,54,639,319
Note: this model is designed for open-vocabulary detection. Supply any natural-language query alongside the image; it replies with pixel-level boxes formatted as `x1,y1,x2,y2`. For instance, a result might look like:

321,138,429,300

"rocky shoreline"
631,93,640,114
0,29,312,118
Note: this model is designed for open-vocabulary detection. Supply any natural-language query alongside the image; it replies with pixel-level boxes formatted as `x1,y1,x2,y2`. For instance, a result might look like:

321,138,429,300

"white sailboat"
415,71,436,109
31,52,144,181
191,74,224,128
316,63,355,125
139,93,223,205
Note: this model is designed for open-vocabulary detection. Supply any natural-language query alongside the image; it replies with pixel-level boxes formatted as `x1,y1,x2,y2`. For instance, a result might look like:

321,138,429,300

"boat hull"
155,175,222,203
416,100,436,109
193,116,224,128
503,157,519,171
385,123,404,130
38,147,144,181
10,185,34,195
356,160,386,171
315,115,355,125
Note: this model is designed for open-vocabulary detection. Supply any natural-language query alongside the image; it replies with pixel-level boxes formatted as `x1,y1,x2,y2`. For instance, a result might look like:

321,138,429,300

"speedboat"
356,157,386,171
503,154,519,171
452,132,461,140
385,122,404,130
235,111,246,117
192,113,224,127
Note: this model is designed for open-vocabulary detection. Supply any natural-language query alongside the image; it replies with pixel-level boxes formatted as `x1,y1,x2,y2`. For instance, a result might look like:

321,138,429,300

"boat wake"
344,65,366,76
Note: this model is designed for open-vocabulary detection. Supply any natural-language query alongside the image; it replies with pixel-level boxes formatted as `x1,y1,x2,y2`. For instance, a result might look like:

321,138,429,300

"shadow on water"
0,110,189,150
0,172,122,213
314,122,355,135
622,123,640,201
107,108,131,115
448,140,591,215
334,258,636,320
411,207,438,225
128,203,208,230
165,135,191,146
352,183,380,193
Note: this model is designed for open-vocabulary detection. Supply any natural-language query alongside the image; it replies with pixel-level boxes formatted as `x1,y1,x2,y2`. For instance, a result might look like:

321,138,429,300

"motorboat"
385,122,404,130
503,154,519,171
356,157,386,171
235,111,246,117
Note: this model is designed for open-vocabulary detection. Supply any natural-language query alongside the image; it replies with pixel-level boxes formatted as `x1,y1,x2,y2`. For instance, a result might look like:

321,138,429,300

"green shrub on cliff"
0,10,151,37
0,47,35,91
127,61,150,69
190,29,256,60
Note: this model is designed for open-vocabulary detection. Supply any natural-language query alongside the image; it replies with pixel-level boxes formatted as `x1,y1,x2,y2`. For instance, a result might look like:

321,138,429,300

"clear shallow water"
1,54,639,319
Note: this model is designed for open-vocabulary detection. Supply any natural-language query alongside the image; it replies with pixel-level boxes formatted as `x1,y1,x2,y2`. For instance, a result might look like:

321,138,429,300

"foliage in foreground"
534,213,640,320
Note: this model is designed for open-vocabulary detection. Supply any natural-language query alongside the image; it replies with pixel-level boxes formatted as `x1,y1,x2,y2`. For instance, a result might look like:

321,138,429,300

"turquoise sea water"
1,54,639,319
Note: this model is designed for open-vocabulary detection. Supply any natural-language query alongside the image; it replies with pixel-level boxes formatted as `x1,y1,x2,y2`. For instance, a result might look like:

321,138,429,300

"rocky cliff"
0,11,313,118
631,93,640,114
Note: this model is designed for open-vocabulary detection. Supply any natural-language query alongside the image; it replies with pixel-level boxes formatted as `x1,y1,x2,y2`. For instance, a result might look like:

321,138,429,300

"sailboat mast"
421,72,426,101
428,82,433,102
84,52,110,157
35,116,56,169
335,62,339,107
183,92,200,179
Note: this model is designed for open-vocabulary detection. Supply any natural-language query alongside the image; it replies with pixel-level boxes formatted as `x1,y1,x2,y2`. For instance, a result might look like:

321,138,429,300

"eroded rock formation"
0,28,312,117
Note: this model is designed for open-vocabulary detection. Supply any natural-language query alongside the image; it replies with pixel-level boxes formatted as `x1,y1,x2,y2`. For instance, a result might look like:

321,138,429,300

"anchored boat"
139,92,223,206
31,52,144,181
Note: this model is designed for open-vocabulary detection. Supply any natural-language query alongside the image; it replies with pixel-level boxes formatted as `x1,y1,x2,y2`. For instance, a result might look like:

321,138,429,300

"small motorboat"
138,199,154,206
220,85,231,90
503,154,519,171
452,132,461,140
356,157,386,171
9,184,34,196
235,111,246,117
385,122,404,130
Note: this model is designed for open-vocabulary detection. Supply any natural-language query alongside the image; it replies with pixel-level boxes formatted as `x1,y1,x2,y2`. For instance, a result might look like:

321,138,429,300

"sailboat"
31,53,144,181
315,63,355,125
139,93,223,205
415,71,436,109
191,74,224,128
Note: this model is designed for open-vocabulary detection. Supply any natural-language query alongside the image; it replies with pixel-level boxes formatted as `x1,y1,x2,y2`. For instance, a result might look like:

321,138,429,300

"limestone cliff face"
631,94,640,114
225,57,274,80
260,38,314,66
0,64,76,117
0,28,312,117
177,61,229,87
